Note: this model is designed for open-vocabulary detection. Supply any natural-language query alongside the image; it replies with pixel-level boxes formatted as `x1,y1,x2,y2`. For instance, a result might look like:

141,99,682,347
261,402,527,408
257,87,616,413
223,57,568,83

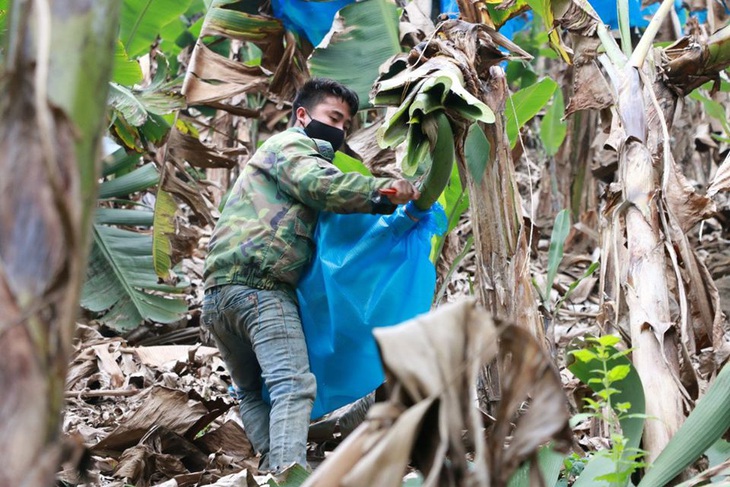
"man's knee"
269,371,316,403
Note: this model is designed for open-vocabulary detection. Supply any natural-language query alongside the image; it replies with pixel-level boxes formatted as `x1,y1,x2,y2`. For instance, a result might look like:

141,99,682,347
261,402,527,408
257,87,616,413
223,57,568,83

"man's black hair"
292,78,359,118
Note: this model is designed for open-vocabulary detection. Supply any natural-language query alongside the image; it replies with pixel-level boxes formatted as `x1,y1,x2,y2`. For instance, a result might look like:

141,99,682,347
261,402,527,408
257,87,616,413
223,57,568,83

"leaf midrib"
125,0,155,53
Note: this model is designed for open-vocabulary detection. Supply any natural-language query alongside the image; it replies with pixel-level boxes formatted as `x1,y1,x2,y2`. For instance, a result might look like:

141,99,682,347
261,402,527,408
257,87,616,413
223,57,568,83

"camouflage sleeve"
275,137,397,214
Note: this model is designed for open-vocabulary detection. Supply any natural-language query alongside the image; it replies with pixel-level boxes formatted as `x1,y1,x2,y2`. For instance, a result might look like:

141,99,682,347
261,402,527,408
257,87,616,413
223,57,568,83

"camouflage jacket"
204,127,396,291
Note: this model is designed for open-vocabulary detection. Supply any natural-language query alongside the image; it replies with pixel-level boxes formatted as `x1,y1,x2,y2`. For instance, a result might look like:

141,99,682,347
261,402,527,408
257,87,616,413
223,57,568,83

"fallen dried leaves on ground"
62,325,270,486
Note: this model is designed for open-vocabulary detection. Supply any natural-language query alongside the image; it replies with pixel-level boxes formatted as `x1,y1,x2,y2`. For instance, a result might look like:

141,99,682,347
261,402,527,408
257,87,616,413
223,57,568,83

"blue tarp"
296,202,446,419
271,0,716,49
588,1,714,31
271,0,356,46
591,0,649,28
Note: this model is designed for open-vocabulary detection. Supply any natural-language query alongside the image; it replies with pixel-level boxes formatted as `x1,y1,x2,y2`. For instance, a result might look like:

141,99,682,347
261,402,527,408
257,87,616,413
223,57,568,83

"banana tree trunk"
461,68,544,343
460,68,546,412
451,4,543,344
440,6,545,414
619,136,684,462
560,105,599,222
0,1,118,485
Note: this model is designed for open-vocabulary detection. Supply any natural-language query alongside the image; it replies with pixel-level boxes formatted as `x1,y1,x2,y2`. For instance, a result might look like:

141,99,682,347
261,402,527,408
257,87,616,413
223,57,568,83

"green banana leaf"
152,189,177,280
545,209,571,301
203,0,282,41
505,77,558,148
268,463,310,486
526,0,573,63
98,163,159,199
102,148,142,177
486,0,531,29
0,1,7,47
109,57,185,129
95,208,154,226
539,89,567,157
309,0,402,110
158,0,207,64
85,153,187,330
109,57,183,153
332,151,372,176
109,83,149,127
507,445,566,487
81,225,188,331
112,40,143,86
706,439,730,469
464,123,491,185
121,0,194,58
638,363,730,487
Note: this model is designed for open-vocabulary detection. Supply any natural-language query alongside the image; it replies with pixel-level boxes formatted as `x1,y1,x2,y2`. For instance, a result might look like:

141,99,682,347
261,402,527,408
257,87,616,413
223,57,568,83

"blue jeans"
201,284,316,473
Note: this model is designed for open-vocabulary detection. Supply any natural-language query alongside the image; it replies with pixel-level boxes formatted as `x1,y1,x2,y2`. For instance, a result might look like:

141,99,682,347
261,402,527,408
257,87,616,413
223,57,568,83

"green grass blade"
545,209,571,300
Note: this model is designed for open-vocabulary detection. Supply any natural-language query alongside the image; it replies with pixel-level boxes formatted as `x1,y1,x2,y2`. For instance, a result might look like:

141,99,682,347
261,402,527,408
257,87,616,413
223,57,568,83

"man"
201,78,419,474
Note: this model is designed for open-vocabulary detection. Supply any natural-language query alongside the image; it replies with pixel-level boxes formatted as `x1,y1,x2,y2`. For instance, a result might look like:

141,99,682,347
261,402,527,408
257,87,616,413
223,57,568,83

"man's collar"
291,126,335,161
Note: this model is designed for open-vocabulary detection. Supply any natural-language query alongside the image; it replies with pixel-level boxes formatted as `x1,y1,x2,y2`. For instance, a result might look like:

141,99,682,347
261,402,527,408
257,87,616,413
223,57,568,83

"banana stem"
630,0,674,69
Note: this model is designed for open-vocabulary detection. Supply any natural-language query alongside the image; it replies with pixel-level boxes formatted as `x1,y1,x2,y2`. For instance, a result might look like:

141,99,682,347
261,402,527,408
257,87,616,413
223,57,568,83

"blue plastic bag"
296,201,446,419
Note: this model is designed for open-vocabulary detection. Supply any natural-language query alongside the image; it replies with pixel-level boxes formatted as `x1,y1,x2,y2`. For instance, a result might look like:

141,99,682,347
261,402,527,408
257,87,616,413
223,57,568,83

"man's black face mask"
304,111,345,150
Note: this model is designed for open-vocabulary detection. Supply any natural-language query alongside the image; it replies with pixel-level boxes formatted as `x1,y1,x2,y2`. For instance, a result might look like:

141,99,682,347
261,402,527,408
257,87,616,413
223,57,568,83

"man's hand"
379,180,420,205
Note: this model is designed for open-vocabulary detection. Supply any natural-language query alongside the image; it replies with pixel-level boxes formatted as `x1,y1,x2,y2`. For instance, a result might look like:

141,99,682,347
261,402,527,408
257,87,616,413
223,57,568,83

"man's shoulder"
264,127,314,151
262,128,336,162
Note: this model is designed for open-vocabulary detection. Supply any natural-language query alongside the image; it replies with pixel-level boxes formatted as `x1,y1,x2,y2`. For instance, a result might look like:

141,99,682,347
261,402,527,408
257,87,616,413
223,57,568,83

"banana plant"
371,9,547,348
84,0,239,331
536,0,730,467
108,56,185,152
80,149,189,331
